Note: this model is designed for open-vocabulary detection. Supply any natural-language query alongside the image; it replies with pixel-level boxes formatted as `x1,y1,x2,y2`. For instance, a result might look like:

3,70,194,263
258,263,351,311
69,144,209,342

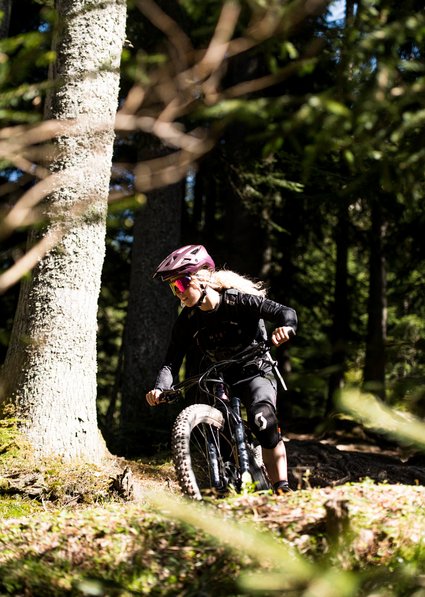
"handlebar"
156,334,295,403
157,388,183,404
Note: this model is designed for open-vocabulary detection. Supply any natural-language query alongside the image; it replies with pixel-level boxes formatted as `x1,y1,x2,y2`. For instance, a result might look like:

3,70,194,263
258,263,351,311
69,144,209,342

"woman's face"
169,275,203,307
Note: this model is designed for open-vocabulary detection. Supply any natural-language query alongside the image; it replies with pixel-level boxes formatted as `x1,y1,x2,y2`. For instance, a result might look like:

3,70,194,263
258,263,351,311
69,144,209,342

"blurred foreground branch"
0,0,330,292
338,389,425,452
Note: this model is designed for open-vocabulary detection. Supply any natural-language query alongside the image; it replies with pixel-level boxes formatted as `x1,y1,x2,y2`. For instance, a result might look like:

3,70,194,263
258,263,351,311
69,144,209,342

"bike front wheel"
171,404,236,500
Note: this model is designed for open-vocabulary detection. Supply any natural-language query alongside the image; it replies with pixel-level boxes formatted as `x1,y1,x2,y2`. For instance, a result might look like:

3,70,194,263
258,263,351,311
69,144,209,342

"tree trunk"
363,200,387,399
326,0,357,412
326,199,350,412
1,0,126,462
119,179,183,455
221,157,265,276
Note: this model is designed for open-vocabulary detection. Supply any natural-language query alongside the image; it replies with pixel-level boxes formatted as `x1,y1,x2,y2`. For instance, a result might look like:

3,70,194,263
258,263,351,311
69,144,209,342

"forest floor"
124,419,425,493
1,422,425,596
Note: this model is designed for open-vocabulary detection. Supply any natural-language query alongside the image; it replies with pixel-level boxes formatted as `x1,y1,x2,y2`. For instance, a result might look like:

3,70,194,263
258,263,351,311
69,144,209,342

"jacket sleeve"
154,311,191,390
259,297,298,331
232,291,298,331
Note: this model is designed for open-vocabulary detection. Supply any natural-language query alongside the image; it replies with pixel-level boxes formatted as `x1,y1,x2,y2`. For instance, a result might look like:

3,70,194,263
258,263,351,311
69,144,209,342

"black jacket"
154,289,297,390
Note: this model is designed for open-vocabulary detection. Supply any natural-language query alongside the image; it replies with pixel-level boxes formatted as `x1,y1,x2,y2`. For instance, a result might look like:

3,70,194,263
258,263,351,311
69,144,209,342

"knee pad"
248,402,281,449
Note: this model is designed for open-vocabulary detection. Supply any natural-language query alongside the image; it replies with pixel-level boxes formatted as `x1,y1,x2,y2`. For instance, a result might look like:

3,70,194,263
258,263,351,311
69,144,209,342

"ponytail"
196,268,267,297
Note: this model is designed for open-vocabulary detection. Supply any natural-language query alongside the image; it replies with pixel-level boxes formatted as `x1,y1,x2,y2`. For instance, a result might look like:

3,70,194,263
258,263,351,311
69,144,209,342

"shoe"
273,481,290,495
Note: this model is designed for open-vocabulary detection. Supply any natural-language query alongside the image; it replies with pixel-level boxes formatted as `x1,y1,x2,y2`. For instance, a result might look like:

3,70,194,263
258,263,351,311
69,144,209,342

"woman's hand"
271,326,295,346
146,388,162,406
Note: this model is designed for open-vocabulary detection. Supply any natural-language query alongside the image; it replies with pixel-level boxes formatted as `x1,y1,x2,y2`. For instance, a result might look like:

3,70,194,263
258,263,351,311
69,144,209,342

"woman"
146,244,297,495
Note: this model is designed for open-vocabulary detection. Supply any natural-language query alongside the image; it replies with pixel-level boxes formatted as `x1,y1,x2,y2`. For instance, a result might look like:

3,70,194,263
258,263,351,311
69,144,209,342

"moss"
40,458,114,504
0,416,127,510
0,485,424,597
0,496,43,518
0,417,25,462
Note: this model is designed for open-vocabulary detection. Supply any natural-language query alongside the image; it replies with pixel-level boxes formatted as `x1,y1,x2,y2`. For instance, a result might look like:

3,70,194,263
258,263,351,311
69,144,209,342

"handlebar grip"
158,389,182,404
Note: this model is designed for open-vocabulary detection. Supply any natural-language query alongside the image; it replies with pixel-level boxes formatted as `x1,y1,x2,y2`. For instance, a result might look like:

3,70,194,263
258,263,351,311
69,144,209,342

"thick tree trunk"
1,0,126,461
363,200,387,399
120,179,183,455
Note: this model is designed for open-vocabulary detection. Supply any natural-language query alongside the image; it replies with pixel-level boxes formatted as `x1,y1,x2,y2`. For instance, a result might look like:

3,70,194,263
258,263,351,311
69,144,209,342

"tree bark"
119,177,183,455
363,200,387,399
1,0,127,462
327,199,350,412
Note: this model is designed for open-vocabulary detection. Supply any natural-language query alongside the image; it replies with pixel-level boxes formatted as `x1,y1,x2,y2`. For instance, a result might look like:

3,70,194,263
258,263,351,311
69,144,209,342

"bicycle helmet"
153,245,215,281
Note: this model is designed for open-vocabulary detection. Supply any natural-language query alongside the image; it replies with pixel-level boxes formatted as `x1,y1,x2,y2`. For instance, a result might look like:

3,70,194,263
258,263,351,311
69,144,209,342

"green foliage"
0,11,54,125
338,388,425,451
386,314,425,414
0,495,43,518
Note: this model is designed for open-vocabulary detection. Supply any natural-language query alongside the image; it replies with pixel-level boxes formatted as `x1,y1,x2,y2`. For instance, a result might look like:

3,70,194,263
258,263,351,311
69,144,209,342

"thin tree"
326,0,356,411
363,198,387,399
1,0,127,461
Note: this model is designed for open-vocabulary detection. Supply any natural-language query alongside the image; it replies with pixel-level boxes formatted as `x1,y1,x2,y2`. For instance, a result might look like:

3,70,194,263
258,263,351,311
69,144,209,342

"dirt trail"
125,424,425,497
284,426,425,489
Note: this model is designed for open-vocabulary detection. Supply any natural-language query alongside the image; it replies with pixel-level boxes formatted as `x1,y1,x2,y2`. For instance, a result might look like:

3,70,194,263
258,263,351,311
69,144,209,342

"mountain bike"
159,341,288,500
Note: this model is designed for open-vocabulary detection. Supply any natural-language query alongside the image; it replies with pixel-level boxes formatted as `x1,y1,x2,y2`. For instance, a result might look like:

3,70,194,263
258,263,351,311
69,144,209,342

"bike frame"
160,340,287,494
203,390,253,490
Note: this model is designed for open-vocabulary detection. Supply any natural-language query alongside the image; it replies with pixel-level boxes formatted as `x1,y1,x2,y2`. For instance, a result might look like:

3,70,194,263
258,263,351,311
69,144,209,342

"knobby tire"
171,403,270,500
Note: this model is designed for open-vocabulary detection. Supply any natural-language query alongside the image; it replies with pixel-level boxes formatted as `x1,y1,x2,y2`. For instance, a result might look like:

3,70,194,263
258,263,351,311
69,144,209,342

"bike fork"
206,427,224,490
231,395,252,486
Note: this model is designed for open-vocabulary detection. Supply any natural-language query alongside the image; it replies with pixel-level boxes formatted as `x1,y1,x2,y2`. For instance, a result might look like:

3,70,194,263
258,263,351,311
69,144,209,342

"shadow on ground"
285,423,425,489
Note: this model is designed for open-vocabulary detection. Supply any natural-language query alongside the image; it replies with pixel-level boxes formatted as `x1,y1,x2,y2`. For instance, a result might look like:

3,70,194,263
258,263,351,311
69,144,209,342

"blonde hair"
195,268,267,297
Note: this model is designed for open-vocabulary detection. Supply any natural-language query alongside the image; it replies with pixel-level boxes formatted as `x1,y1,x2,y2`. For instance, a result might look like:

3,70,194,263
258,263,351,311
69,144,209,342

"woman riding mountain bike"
145,244,297,495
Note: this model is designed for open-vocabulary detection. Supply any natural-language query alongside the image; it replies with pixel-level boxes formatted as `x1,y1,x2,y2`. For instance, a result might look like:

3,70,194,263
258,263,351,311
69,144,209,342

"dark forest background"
1,0,424,456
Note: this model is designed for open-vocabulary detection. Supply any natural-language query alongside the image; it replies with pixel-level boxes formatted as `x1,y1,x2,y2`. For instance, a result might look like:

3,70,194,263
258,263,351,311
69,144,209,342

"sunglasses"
169,275,192,295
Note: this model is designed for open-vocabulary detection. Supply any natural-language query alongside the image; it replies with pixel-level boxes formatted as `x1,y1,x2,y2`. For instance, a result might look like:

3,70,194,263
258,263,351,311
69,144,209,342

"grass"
0,495,44,518
0,500,244,596
1,416,425,596
0,480,424,596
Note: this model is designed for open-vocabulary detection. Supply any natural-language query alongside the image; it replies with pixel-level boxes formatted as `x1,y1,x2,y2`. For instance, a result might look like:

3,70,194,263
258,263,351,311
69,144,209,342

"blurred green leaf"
338,389,425,451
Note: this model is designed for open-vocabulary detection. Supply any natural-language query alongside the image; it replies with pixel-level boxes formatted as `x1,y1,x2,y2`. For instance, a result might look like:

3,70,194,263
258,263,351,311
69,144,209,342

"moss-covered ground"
1,418,425,596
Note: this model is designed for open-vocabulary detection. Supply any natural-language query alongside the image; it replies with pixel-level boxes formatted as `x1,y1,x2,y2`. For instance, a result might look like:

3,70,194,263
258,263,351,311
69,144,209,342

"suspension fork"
205,426,223,489
230,394,252,482
201,381,228,490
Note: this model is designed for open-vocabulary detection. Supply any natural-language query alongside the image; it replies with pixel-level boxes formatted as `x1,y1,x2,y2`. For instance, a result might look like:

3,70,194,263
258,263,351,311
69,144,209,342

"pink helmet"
153,245,215,281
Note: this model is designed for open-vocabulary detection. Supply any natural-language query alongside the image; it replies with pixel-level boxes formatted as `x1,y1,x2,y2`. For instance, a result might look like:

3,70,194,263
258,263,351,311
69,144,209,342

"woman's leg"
241,373,289,490
261,439,288,485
